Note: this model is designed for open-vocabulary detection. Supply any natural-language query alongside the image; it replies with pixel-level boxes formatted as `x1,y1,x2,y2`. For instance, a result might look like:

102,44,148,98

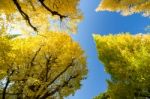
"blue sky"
67,0,150,99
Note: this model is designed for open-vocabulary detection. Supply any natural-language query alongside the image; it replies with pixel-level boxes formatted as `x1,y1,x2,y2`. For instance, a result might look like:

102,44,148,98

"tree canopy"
0,0,89,99
2,0,150,99
95,1,150,98
93,33,150,99
0,0,82,33
96,0,150,16
0,32,87,99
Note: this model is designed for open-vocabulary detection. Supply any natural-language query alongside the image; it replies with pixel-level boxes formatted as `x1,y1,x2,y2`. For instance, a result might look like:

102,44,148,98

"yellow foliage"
93,33,150,99
96,0,150,16
0,0,82,33
0,32,87,98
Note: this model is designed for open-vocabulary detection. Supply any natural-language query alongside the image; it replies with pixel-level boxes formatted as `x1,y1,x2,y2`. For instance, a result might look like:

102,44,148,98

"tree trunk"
2,77,10,99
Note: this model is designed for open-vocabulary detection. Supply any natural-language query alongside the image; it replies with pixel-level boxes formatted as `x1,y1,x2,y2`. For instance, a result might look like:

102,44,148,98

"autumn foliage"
0,1,88,98
94,34,150,99
0,32,87,99
96,0,150,16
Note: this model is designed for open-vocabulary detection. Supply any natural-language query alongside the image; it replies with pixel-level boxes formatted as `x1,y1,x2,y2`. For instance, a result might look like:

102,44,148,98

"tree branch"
35,58,75,98
12,0,37,31
135,91,150,98
2,78,10,99
38,0,67,20
48,59,75,86
24,46,42,78
45,56,51,82
13,0,68,31
30,47,42,67
40,74,79,99
2,70,15,99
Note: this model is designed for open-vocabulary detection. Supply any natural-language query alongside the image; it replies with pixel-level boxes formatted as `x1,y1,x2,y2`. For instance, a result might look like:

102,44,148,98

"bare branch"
30,47,42,67
35,58,75,98
38,0,67,20
24,46,42,78
12,0,37,31
2,78,10,99
40,74,79,99
45,56,51,82
2,70,15,99
48,58,75,86
12,0,68,31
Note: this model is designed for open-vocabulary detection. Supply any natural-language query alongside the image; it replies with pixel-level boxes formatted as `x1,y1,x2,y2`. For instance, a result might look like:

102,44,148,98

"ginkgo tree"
96,0,150,16
0,0,88,99
0,0,82,33
93,34,150,99
0,32,87,99
95,0,150,99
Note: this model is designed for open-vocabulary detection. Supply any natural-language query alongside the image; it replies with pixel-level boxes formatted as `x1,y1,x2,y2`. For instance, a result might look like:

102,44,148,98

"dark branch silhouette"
38,0,67,20
12,0,68,31
40,74,79,99
36,58,75,98
47,58,75,87
2,78,10,99
12,0,37,31
30,47,42,67
2,70,15,99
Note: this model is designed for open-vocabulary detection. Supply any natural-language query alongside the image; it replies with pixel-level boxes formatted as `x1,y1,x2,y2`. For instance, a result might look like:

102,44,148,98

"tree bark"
2,77,10,99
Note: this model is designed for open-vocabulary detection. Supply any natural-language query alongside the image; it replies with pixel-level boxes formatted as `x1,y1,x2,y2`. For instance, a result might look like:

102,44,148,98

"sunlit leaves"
96,0,150,17
0,0,82,33
0,37,12,71
93,33,150,99
0,32,87,98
